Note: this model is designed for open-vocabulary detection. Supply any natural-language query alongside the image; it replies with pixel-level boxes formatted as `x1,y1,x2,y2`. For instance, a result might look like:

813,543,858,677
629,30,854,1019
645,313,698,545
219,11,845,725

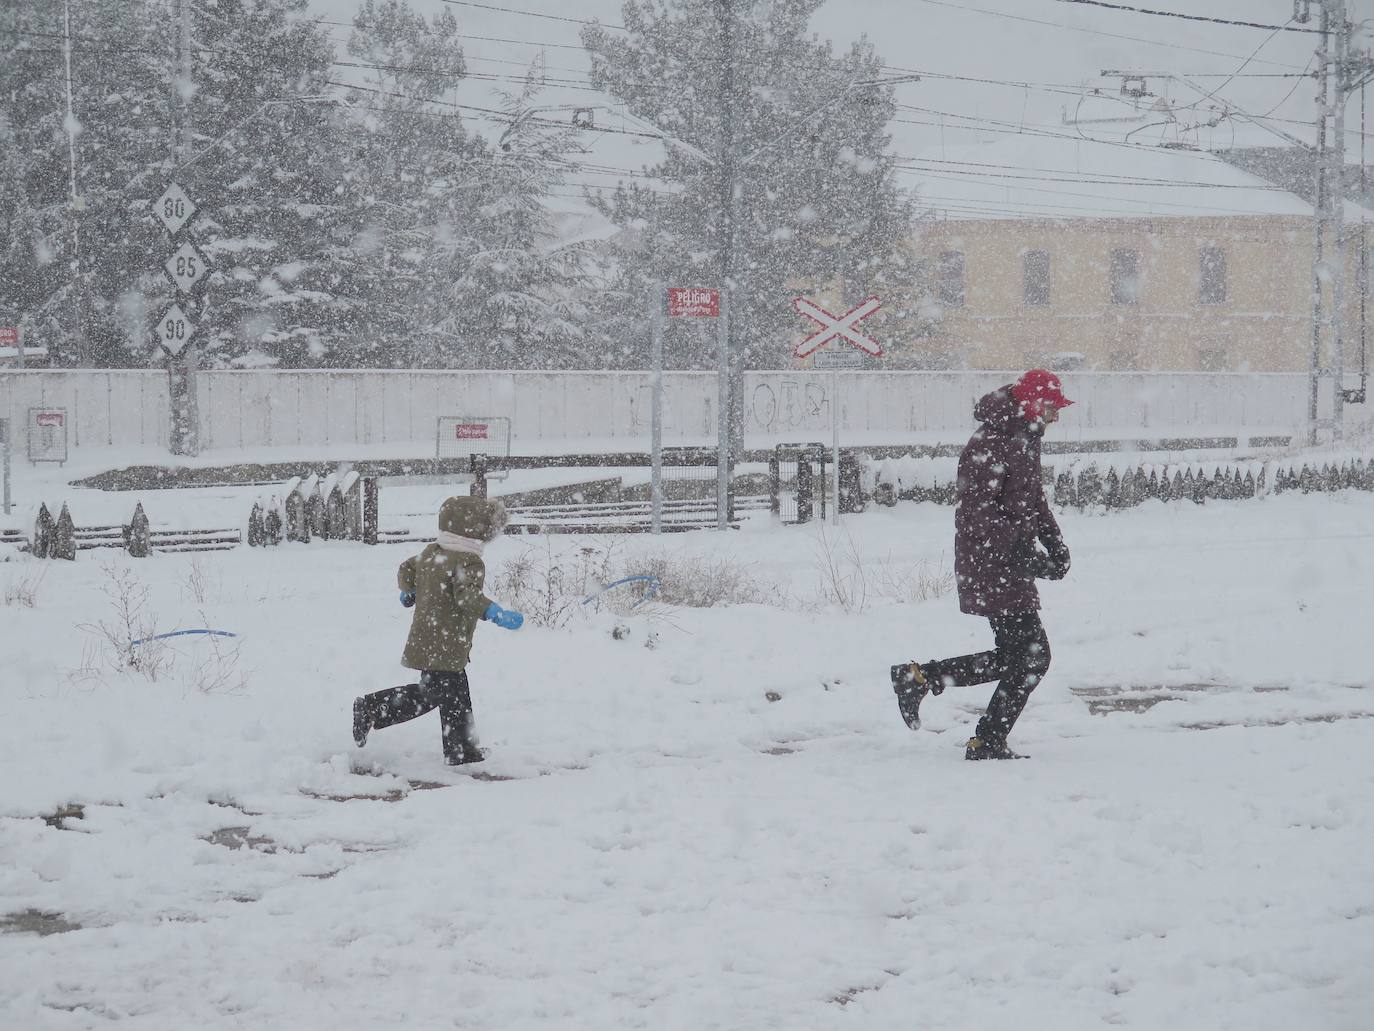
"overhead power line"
911,0,1311,70
1052,0,1324,33
438,0,623,30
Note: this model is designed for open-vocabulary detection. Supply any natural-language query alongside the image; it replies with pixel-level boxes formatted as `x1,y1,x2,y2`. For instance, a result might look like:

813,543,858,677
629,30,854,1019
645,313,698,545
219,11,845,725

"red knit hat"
1012,369,1073,419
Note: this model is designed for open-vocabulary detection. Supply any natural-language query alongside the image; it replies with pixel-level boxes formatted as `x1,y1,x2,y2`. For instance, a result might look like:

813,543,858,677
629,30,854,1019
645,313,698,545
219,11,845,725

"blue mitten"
484,603,524,630
399,591,416,608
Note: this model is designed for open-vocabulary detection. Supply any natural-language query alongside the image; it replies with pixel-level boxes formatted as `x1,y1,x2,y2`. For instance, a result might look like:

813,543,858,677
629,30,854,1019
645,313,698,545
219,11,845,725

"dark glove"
1038,538,1071,581
399,591,416,608
484,602,524,630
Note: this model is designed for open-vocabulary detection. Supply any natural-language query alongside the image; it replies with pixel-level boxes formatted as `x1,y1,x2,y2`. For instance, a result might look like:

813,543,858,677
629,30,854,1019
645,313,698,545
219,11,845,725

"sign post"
0,418,11,514
152,180,209,456
27,407,69,466
793,296,883,524
0,326,19,369
660,287,720,532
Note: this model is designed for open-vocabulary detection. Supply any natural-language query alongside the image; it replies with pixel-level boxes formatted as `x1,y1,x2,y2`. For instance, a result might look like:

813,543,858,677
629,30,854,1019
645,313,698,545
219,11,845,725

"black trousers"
361,669,477,761
922,612,1051,746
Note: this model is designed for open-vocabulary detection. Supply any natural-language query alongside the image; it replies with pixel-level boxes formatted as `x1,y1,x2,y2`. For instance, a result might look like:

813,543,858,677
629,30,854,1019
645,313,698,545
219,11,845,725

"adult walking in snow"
889,370,1073,759
352,496,524,765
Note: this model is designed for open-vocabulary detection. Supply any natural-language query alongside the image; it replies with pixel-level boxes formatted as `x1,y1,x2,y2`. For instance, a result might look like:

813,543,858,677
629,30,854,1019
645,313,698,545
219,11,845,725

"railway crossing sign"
792,295,883,359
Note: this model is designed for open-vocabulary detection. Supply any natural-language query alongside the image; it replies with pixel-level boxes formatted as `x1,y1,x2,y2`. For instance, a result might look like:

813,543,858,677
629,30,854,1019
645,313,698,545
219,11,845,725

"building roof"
907,133,1353,222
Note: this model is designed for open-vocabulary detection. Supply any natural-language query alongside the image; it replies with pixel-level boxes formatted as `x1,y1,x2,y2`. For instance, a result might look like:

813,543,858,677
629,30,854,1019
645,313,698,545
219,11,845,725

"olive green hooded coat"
397,497,505,672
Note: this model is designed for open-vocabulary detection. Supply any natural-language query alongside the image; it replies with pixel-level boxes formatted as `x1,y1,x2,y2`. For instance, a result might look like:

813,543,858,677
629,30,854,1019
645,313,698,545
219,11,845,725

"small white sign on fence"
436,416,512,480
27,407,68,465
811,348,866,370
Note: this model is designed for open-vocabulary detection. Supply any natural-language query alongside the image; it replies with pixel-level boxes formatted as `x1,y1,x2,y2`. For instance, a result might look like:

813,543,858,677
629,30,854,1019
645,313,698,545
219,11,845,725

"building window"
1199,247,1226,305
1023,250,1051,306
937,250,965,309
1110,248,1141,305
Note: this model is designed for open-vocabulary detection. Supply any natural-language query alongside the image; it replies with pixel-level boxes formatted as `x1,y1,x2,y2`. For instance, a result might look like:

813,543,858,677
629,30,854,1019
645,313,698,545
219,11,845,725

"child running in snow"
351,496,524,765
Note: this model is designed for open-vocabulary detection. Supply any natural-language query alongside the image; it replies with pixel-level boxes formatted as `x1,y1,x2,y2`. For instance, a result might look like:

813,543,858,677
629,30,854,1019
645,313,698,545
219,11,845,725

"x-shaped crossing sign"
792,295,883,359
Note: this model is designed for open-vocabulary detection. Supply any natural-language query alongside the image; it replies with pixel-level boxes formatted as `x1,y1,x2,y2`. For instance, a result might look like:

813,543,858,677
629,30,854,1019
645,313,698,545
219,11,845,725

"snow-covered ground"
1,468,1371,1028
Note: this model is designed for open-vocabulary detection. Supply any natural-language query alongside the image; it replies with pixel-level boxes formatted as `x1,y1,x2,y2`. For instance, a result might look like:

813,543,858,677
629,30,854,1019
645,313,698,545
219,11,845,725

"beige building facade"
899,214,1367,374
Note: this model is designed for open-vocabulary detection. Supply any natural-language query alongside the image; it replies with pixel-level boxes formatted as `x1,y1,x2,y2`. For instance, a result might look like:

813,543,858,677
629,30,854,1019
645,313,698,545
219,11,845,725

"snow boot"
964,736,1028,760
352,697,373,748
890,661,931,731
444,710,485,766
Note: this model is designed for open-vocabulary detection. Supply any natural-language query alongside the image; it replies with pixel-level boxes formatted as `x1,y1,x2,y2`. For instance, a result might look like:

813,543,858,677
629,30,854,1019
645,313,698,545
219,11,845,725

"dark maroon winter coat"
953,386,1065,616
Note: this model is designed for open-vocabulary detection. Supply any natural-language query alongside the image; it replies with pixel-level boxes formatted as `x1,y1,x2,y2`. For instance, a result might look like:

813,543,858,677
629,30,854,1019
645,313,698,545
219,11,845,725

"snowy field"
2,481,1372,1029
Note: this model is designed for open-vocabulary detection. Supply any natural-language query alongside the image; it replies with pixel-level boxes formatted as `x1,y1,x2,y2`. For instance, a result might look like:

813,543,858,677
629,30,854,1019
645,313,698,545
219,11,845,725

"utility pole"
714,0,735,529
1300,0,1374,442
62,0,86,365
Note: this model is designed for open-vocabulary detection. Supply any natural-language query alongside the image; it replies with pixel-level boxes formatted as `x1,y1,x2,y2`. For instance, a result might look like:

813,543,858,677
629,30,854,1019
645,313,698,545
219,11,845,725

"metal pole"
2,419,11,515
650,282,665,534
830,371,840,525
715,0,735,530
1309,1,1332,445
1359,77,1369,403
1331,0,1348,440
61,0,85,366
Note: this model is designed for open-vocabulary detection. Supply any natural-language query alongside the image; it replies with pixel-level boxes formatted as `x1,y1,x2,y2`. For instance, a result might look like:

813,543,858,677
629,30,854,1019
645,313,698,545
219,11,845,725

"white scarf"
435,530,485,556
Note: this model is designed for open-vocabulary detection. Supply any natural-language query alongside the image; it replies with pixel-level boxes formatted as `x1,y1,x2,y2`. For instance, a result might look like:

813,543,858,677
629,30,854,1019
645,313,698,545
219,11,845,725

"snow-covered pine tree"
337,0,472,366
430,71,588,369
180,0,343,367
0,0,174,366
582,0,914,447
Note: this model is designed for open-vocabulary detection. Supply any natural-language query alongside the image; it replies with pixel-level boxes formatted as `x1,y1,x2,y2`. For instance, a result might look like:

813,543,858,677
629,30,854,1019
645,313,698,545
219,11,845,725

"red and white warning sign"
454,423,490,440
792,295,883,359
667,287,720,318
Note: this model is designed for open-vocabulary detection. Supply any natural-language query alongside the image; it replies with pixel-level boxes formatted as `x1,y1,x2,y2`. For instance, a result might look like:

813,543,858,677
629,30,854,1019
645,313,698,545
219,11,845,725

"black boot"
444,710,485,765
352,697,373,748
964,736,1028,760
890,662,931,730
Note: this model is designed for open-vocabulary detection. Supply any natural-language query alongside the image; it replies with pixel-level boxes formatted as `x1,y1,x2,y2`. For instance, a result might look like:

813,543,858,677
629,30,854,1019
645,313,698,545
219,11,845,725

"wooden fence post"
362,477,379,545
286,485,309,542
126,502,150,558
470,454,488,499
264,496,284,546
53,503,76,560
343,474,363,541
248,500,265,548
32,503,53,559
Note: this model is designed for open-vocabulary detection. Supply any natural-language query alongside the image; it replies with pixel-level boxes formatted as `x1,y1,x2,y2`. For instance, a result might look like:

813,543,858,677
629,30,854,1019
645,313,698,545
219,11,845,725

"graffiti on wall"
749,379,829,433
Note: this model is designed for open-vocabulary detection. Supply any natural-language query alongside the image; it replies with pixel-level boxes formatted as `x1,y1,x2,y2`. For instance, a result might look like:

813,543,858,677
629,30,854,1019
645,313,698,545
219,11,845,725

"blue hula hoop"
581,574,661,610
130,629,239,647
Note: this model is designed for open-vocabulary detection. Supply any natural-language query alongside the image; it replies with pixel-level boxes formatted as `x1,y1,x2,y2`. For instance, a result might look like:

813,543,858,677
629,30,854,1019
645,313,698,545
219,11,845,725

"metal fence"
0,368,1350,453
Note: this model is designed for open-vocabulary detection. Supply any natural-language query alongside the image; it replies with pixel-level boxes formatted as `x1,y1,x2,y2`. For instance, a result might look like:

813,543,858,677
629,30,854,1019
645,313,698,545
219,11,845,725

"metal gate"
771,444,829,524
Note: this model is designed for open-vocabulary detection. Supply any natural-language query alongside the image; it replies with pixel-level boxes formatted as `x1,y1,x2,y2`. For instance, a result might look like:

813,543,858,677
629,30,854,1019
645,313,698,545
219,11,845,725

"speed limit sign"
152,182,197,236
164,241,210,293
155,303,196,356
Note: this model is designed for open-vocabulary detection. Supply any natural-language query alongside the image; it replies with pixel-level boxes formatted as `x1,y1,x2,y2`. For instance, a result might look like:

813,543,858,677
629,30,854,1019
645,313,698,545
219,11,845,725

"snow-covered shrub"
76,561,172,681
617,551,781,610
489,541,619,630
1,562,45,607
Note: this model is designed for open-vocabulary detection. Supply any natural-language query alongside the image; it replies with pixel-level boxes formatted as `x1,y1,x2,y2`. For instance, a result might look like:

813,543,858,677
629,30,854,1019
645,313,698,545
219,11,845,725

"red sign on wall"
667,287,720,318
0,327,17,347
454,424,489,440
